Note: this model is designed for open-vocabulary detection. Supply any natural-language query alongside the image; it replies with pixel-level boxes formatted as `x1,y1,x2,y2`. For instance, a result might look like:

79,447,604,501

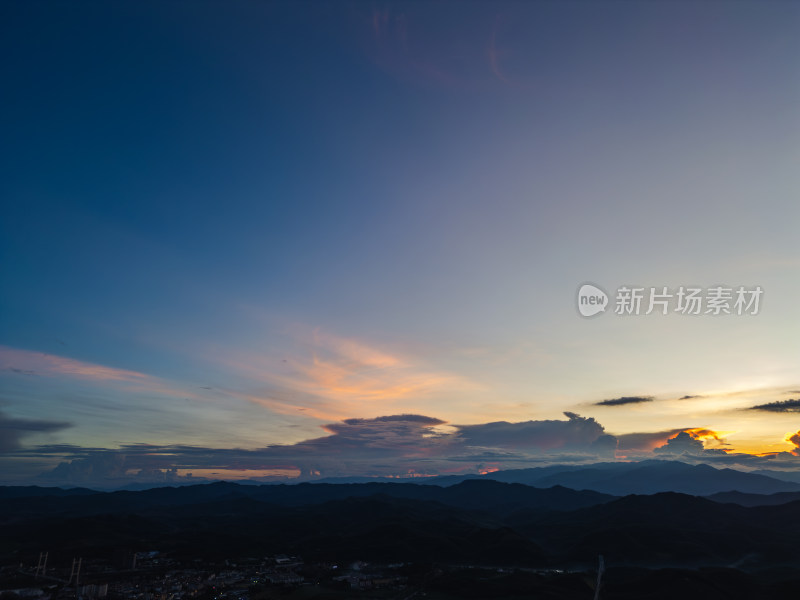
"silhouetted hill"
0,479,614,521
0,493,546,565
0,485,98,498
4,473,800,572
510,492,798,567
708,490,800,507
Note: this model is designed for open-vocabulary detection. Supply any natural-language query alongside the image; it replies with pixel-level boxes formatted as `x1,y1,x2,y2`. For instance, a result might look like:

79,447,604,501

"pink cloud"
0,345,189,399
0,345,148,382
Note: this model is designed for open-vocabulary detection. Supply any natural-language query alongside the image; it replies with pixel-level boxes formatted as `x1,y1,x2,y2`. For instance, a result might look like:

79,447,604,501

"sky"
1,0,799,487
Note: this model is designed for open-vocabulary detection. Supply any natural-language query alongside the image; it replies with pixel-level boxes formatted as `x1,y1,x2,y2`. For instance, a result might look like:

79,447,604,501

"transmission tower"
592,555,605,600
67,557,82,586
35,552,48,577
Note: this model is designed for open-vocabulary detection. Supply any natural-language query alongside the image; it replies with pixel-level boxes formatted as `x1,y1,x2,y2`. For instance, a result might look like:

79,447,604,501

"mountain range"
3,460,800,574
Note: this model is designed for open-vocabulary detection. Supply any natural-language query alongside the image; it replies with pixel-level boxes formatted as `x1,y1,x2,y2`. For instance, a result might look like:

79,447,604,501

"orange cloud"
216,330,481,420
785,430,800,456
683,428,734,446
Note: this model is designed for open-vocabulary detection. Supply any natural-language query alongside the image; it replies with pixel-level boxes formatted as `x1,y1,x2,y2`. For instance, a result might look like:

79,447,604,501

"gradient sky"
1,0,799,486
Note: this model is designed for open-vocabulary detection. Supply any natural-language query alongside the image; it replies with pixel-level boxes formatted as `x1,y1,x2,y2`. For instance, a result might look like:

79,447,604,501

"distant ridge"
707,490,800,507
427,460,800,496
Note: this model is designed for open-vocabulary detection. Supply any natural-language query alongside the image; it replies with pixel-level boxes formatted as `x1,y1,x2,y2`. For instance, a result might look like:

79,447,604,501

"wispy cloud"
0,345,202,400
0,346,149,383
216,329,481,420
356,2,499,89
595,395,654,407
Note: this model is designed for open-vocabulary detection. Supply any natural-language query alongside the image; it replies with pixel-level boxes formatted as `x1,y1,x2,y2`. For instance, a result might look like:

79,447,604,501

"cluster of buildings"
1,553,409,600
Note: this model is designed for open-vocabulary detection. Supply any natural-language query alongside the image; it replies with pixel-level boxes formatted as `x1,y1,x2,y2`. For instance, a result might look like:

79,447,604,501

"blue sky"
1,0,799,486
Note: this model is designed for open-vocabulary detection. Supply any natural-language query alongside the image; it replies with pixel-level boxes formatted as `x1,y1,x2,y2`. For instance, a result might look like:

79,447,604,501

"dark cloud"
456,412,608,452
323,414,445,437
679,395,700,400
35,415,452,484
0,411,72,453
595,396,654,407
749,399,800,413
12,443,109,460
8,368,37,375
653,431,705,455
45,452,129,482
40,451,183,485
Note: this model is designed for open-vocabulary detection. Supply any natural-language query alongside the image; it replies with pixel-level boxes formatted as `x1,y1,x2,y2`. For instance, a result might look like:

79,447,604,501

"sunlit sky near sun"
1,0,798,486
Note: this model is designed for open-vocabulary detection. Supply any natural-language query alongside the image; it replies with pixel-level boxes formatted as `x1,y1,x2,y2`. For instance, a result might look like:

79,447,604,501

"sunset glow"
0,0,798,487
